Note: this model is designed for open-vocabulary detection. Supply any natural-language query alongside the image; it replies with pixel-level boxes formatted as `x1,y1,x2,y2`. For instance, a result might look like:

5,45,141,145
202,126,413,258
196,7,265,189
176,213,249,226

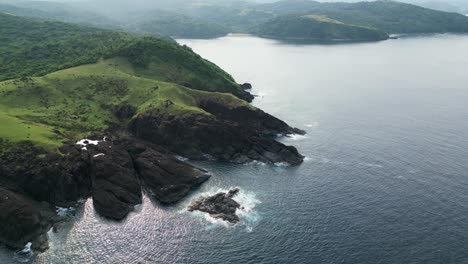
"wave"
184,188,261,232
306,155,384,169
281,134,308,142
305,121,319,128
13,243,32,263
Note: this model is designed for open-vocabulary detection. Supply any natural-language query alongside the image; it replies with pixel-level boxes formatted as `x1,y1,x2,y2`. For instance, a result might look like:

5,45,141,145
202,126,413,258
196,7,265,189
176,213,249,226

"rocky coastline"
0,86,305,252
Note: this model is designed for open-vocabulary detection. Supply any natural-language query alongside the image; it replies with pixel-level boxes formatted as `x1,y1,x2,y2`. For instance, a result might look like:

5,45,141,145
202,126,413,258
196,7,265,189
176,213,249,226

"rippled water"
2,34,468,263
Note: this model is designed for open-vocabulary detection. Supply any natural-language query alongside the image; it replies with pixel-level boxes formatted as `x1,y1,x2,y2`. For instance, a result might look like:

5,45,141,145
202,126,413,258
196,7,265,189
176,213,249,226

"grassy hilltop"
0,12,251,151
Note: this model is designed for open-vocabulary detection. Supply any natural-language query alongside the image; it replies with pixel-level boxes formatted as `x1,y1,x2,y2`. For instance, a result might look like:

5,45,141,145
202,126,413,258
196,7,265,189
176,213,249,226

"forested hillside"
253,14,389,41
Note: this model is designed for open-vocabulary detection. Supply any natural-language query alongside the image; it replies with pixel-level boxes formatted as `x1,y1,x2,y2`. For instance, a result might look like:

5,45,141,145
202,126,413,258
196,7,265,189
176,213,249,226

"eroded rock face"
133,147,210,204
86,140,142,221
188,188,242,224
0,187,54,250
0,143,92,207
128,103,305,165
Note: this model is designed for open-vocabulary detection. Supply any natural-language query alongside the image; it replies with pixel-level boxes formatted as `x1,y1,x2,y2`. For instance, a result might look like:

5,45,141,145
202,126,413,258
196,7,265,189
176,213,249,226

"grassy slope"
0,58,250,150
0,12,241,95
252,14,389,41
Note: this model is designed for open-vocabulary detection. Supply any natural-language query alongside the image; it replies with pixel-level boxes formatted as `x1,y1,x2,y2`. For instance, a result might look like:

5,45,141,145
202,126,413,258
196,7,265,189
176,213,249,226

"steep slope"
252,14,389,41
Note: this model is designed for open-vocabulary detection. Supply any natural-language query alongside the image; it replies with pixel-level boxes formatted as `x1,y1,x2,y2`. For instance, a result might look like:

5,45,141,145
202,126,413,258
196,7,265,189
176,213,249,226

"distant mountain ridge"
2,0,468,41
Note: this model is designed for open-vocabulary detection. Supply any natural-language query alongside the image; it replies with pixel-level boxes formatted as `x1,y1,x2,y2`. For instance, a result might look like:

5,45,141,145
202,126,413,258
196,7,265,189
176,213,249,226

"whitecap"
56,207,76,218
244,160,267,166
359,163,384,168
93,153,105,158
14,242,33,263
274,161,290,167
280,134,308,142
175,155,189,162
305,121,319,128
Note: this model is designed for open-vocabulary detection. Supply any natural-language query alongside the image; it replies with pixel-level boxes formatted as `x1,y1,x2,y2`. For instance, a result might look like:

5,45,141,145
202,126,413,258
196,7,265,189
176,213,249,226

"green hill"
0,2,229,39
256,0,468,34
0,13,247,95
252,14,389,41
0,13,253,151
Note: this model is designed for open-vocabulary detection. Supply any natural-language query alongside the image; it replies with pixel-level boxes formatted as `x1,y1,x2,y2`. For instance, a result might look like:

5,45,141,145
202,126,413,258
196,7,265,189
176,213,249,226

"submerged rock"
188,188,242,224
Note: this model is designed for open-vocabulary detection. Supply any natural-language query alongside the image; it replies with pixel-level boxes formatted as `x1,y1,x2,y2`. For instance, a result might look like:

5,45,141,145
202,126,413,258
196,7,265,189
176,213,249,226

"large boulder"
133,147,210,204
0,187,54,250
188,188,242,224
86,140,142,221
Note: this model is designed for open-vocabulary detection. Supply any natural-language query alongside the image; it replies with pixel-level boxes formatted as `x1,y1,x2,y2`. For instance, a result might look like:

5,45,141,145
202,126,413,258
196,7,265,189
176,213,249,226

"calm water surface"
2,34,468,263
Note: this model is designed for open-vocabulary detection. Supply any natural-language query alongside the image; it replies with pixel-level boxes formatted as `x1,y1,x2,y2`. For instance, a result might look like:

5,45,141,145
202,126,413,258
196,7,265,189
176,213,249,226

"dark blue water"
2,34,468,263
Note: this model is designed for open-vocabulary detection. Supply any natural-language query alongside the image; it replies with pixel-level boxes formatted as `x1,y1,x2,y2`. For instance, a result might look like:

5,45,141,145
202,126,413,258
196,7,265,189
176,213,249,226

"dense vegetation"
253,14,389,41
255,0,468,34
0,2,228,39
0,12,250,150
133,13,229,38
0,12,240,93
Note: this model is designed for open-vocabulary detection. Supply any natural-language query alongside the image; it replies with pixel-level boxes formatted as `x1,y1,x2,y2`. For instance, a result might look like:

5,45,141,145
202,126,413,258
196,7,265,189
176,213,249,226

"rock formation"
188,188,242,224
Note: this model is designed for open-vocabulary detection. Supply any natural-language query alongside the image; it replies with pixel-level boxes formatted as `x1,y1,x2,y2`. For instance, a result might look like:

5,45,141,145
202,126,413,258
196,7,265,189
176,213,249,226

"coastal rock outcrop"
133,147,211,204
188,188,242,224
0,136,212,247
86,140,143,221
0,187,54,251
129,102,305,165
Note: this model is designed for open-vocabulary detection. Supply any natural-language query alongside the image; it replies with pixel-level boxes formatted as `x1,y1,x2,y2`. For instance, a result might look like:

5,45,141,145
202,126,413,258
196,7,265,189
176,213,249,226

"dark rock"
188,188,242,224
0,187,54,250
0,142,92,207
132,147,210,204
87,140,142,220
113,104,137,120
129,102,305,165
234,89,255,103
198,99,305,136
240,83,252,90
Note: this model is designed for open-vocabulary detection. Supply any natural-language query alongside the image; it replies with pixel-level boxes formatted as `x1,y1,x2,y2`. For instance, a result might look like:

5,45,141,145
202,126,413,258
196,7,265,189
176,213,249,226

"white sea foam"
93,153,105,158
175,155,189,162
14,242,33,262
56,207,76,218
283,134,308,141
305,121,319,128
184,187,261,232
244,160,267,166
274,161,290,167
359,163,384,168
